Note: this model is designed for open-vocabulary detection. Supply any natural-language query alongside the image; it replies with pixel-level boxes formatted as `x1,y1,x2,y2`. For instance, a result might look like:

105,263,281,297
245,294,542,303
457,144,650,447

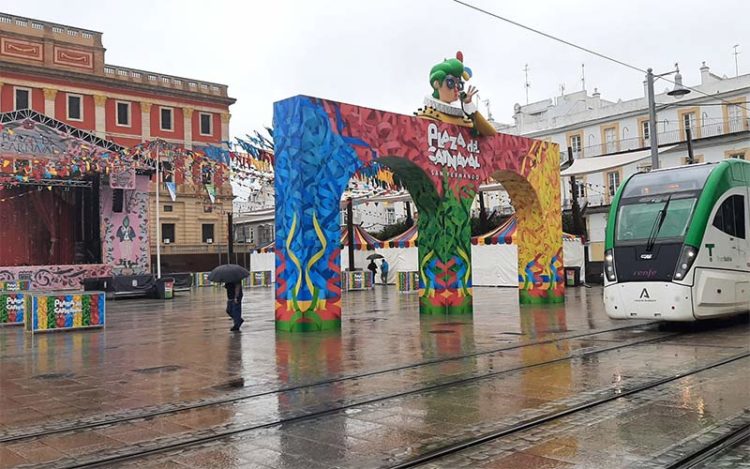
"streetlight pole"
155,145,162,279
645,64,690,171
646,68,660,170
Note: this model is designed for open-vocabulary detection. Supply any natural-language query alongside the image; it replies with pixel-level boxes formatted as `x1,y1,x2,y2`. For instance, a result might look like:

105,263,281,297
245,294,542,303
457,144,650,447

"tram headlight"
604,249,617,282
673,245,698,281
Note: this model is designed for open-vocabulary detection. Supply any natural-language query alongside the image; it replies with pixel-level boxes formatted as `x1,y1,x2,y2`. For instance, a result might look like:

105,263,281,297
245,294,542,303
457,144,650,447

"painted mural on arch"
273,52,563,332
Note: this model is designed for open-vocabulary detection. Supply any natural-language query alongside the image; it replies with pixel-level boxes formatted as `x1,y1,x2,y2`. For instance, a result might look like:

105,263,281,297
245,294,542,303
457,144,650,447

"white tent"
471,244,519,286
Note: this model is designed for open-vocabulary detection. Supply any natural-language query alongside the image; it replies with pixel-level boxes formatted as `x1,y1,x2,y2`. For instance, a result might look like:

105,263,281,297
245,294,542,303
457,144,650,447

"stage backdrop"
100,175,151,276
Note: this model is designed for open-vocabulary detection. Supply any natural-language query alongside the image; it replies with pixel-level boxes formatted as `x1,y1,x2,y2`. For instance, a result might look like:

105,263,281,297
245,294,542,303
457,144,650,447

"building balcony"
565,117,749,162
562,194,608,211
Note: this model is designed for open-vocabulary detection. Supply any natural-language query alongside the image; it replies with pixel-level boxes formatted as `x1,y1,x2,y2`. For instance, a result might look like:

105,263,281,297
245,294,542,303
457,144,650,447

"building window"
727,104,743,131
162,223,175,244
568,134,582,158
727,152,746,160
712,195,746,239
249,227,255,244
572,180,586,199
604,127,617,154
163,205,173,212
386,207,396,224
682,112,697,138
67,94,82,121
199,112,212,136
641,120,650,142
160,107,173,131
14,87,30,110
202,224,215,243
606,171,621,197
116,101,131,127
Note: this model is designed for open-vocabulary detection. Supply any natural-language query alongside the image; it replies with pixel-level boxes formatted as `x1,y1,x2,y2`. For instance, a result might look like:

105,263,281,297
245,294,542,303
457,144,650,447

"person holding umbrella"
208,264,250,332
367,253,384,286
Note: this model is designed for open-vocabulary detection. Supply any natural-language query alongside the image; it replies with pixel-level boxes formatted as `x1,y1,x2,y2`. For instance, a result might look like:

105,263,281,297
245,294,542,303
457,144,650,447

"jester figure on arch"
273,51,564,332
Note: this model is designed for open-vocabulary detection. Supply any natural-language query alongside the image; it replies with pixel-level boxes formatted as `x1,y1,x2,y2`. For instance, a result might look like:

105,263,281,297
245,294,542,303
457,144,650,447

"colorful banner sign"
25,291,105,332
0,292,30,325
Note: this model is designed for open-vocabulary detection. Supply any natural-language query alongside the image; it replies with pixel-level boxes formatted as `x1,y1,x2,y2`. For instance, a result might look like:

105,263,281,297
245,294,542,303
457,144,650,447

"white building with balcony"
495,62,749,281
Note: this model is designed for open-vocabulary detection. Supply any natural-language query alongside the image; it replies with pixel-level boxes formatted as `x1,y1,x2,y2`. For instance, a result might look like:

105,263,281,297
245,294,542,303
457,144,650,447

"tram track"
388,351,750,469
665,419,750,469
11,329,687,468
0,321,660,445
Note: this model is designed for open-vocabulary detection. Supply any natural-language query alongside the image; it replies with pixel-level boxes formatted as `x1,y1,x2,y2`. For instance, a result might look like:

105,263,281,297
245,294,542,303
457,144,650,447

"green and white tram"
604,159,750,321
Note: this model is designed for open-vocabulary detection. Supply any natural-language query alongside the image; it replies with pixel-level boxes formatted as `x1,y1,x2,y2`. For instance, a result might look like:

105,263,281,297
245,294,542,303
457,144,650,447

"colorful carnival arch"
273,96,562,332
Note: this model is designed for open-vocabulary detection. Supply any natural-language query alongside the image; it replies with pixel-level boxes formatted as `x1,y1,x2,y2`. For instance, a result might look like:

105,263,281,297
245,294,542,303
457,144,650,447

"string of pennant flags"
2,117,548,207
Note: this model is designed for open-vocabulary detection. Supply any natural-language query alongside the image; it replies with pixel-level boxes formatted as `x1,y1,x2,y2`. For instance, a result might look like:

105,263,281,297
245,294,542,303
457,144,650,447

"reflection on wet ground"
0,286,747,468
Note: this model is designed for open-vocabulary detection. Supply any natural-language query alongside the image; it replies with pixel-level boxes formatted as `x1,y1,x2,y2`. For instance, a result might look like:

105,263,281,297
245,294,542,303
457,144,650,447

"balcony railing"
562,194,607,210
561,118,749,163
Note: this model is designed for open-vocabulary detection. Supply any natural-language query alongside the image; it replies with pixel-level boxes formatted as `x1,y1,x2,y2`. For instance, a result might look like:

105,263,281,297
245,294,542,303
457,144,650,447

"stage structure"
0,109,146,287
0,110,230,291
273,52,563,332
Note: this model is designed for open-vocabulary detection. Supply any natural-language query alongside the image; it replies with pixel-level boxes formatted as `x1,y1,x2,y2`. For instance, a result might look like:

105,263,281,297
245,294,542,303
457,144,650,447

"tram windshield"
615,165,714,244
616,195,697,243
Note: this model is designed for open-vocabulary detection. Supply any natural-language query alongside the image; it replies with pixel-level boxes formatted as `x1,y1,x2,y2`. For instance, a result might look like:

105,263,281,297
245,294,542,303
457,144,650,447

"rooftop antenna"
581,63,586,90
733,44,740,77
559,83,566,96
523,64,530,104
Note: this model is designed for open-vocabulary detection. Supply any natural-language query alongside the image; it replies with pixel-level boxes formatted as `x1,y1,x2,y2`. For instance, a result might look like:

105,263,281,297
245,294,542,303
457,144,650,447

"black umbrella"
208,264,250,284
367,253,384,260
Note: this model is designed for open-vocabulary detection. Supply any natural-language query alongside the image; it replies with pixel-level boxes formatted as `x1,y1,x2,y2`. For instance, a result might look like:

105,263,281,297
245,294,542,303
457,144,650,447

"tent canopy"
340,224,383,250
472,216,517,245
384,224,418,248
560,146,676,177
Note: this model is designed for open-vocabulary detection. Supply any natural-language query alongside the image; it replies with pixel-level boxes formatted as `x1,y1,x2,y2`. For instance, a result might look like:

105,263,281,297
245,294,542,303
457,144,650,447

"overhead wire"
451,0,750,114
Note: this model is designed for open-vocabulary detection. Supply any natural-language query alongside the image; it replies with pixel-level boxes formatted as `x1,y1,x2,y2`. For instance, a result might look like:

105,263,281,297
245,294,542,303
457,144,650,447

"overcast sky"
8,0,746,137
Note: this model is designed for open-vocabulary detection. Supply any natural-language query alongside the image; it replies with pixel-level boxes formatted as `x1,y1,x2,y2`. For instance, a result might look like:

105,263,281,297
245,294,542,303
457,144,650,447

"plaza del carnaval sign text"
426,123,481,181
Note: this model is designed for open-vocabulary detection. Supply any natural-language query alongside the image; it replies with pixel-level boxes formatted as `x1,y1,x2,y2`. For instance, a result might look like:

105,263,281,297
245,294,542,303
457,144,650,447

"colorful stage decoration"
397,271,420,293
0,291,30,326
0,264,112,291
0,111,233,190
100,176,151,276
273,51,563,332
25,291,105,333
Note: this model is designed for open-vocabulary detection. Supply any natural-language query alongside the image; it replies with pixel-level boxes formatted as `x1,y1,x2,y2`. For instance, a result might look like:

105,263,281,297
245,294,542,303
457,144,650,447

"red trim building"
0,12,237,272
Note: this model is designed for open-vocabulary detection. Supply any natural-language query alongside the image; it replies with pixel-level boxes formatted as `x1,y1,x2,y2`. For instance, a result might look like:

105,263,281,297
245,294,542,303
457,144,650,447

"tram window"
621,165,714,198
712,195,745,238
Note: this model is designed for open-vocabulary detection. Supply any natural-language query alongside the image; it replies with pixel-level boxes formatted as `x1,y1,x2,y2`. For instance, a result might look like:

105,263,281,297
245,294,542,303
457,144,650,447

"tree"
368,220,412,241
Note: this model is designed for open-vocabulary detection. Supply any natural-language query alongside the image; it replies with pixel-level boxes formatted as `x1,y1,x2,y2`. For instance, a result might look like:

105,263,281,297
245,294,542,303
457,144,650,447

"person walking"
380,259,389,285
367,260,378,289
224,281,244,332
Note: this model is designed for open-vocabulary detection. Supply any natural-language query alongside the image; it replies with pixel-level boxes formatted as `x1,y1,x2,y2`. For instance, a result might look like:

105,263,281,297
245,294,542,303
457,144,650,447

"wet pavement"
0,285,748,468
